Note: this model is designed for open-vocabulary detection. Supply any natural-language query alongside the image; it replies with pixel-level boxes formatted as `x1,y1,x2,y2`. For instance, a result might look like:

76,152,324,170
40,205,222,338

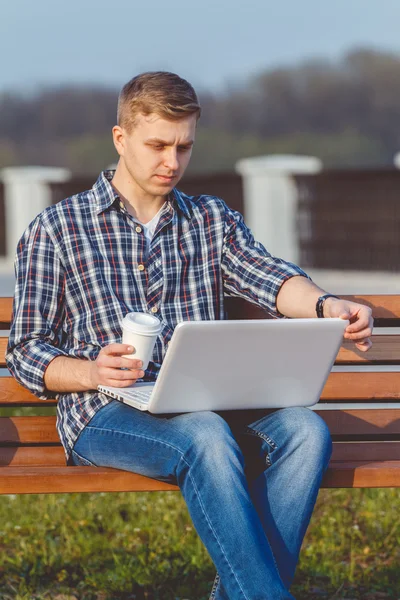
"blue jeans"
71,402,332,600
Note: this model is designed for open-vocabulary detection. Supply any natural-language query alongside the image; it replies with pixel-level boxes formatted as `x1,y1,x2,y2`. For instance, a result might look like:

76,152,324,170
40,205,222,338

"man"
7,71,373,600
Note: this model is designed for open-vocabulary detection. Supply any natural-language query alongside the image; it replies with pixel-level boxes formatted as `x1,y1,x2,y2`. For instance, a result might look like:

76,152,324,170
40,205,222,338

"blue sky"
2,0,400,93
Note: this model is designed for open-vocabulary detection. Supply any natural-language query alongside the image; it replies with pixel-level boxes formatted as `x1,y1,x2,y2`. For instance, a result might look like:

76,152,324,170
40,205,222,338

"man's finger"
108,356,143,370
355,339,372,352
344,327,373,341
100,343,134,356
104,368,144,381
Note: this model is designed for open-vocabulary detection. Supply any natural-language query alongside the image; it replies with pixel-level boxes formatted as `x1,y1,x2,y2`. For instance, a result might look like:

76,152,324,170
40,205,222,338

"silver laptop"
98,318,348,413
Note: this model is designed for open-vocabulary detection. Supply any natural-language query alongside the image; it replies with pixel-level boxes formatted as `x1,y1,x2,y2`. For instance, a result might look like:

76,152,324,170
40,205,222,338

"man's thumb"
339,311,351,321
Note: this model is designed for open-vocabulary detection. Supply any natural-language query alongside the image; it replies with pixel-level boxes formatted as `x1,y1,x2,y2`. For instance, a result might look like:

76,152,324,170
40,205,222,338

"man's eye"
179,146,191,152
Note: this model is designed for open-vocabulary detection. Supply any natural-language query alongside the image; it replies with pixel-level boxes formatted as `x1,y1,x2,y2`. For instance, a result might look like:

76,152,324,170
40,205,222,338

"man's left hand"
323,298,374,352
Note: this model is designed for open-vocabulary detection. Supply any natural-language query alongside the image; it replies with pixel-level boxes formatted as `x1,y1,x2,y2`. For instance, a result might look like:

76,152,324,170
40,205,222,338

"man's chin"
148,183,175,197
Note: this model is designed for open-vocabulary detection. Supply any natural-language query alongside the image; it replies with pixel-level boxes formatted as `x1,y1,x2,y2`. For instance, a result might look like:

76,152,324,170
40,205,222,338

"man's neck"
111,165,166,223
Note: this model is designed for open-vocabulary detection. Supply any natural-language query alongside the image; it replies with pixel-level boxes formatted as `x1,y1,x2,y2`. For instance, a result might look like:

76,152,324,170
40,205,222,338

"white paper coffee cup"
121,312,162,370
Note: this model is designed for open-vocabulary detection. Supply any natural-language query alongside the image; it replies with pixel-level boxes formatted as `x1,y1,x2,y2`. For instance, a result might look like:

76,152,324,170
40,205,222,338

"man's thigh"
71,401,233,483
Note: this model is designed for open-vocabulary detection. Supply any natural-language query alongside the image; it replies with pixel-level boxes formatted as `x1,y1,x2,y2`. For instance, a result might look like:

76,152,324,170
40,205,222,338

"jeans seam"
243,426,278,468
71,448,97,467
209,573,220,600
243,426,277,450
178,453,250,600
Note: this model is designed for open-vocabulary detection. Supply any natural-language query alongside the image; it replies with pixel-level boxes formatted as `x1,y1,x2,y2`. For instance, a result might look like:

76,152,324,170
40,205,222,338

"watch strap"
316,294,339,318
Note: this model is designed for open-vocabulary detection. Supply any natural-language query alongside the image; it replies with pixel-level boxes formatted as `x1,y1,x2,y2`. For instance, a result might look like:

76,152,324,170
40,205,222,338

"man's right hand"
89,344,144,389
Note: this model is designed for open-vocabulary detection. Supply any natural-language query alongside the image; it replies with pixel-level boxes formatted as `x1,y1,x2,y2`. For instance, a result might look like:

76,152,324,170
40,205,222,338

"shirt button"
138,264,145,271
135,225,142,233
151,306,158,313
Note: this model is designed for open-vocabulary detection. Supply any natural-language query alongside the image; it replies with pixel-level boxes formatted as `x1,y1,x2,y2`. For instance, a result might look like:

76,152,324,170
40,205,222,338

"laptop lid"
145,317,347,414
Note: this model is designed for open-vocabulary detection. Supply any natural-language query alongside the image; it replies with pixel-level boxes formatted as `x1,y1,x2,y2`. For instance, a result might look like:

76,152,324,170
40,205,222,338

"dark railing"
0,182,6,257
180,172,244,215
49,168,400,272
50,172,244,215
295,169,400,271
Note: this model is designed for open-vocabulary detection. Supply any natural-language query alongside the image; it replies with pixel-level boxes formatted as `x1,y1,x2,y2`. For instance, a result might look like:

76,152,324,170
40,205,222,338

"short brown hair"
117,71,201,130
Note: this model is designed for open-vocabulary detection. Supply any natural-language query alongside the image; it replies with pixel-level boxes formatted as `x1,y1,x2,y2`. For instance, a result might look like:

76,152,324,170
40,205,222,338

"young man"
7,72,373,600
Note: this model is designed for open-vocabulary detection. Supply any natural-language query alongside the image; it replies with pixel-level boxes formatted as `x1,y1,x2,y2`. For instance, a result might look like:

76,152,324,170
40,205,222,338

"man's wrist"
44,356,96,393
316,294,340,318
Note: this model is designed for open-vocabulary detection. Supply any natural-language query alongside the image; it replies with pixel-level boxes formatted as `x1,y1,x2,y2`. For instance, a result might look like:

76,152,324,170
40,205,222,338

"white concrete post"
0,166,70,273
235,155,322,264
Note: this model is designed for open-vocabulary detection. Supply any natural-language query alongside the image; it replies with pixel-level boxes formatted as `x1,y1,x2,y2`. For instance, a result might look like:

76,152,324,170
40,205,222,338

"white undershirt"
140,206,164,253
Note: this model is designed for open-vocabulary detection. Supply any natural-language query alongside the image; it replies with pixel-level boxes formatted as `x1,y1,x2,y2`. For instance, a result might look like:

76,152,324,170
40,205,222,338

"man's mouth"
155,174,176,182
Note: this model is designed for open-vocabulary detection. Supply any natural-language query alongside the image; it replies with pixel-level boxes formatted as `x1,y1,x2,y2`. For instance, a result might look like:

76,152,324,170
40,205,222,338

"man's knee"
256,407,332,465
285,408,332,466
177,411,242,466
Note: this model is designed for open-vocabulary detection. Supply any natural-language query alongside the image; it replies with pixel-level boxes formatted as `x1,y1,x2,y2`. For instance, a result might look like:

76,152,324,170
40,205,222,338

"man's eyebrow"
145,137,194,146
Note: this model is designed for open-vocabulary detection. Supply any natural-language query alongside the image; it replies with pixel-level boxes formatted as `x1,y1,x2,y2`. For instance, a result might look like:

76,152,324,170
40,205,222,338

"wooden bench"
1,294,400,494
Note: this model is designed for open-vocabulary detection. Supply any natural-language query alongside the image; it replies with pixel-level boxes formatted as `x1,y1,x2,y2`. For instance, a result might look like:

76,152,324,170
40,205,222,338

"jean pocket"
71,449,97,467
242,426,278,472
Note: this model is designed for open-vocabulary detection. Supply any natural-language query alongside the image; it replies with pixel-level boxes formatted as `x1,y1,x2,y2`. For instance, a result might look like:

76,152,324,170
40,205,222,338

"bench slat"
0,377,50,406
0,416,58,444
322,372,400,400
331,441,400,461
0,466,180,494
224,295,400,321
2,441,400,467
0,445,65,466
0,297,12,329
1,461,399,494
339,336,400,364
4,336,400,370
318,409,400,436
2,372,400,407
322,461,400,488
2,410,400,445
1,294,400,330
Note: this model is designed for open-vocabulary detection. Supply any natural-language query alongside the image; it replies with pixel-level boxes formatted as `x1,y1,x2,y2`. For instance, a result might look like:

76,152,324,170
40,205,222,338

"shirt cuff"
6,341,68,400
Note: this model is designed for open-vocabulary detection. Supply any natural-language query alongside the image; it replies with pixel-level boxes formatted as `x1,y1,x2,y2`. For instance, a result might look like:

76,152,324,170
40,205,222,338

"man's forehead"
133,112,196,140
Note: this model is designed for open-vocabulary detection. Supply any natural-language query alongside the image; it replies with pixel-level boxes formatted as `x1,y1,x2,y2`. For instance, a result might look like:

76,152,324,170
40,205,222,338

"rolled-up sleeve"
6,217,68,399
221,206,310,317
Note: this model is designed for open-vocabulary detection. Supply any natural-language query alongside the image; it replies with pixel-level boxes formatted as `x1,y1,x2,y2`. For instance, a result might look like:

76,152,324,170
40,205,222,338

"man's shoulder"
174,189,230,216
39,187,97,227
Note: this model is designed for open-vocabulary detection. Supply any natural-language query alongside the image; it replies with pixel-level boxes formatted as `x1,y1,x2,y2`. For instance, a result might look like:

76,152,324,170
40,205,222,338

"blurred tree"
1,48,400,173
65,134,118,174
188,128,386,173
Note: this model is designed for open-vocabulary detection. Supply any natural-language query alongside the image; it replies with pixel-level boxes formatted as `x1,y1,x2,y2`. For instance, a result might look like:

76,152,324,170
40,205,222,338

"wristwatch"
316,294,339,318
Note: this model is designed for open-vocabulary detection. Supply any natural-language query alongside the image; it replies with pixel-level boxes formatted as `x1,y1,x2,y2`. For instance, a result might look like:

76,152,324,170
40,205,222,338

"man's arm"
44,344,144,393
276,275,373,351
7,218,145,397
221,206,373,352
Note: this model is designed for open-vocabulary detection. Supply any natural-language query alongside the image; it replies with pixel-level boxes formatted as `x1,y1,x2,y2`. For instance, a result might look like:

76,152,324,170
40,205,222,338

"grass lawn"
1,488,400,599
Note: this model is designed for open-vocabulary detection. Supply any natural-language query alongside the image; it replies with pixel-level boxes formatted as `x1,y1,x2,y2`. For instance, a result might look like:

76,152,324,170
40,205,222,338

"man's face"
113,112,197,199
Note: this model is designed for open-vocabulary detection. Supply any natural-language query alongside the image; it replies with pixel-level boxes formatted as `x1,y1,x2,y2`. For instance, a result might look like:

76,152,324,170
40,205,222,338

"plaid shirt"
6,170,308,461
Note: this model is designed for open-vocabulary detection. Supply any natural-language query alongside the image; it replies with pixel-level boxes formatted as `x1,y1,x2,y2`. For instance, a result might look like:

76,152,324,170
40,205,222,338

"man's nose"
164,149,179,171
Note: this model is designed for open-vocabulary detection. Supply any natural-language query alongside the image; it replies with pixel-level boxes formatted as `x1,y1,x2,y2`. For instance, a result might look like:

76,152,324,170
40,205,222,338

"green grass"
0,488,399,599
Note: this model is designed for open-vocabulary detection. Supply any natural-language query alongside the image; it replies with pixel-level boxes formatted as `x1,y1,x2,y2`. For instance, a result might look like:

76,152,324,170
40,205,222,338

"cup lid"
122,312,162,335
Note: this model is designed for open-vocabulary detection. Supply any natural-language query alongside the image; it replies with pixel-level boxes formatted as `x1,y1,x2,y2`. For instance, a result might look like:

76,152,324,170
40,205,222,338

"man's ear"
112,125,124,156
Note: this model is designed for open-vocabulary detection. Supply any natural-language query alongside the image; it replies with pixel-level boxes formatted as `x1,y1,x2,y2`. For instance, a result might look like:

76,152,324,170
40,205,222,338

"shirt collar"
93,170,191,220
92,170,119,214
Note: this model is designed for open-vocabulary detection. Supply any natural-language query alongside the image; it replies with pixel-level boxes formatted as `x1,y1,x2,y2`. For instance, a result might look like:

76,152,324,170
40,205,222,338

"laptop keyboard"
122,387,153,404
